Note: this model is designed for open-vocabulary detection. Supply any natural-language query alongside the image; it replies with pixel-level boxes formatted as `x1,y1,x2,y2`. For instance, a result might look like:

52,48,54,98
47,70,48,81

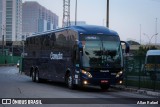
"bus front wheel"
66,73,75,89
35,71,45,83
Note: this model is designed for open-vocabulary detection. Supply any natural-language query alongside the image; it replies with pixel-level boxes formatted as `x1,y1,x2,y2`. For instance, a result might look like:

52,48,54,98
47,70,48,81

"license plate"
100,70,109,72
101,80,108,83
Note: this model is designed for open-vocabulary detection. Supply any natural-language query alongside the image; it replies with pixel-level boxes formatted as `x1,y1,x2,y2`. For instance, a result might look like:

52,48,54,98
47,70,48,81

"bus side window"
25,40,28,46
40,36,44,49
73,45,79,64
76,47,80,63
42,36,46,49
32,51,36,57
50,33,56,48
45,35,50,47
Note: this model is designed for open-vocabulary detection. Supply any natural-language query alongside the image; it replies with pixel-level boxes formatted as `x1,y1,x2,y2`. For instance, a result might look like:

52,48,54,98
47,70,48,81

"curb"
111,85,160,97
0,64,15,66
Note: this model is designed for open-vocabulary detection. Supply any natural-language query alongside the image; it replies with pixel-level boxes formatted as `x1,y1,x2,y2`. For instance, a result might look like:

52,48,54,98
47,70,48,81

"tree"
134,46,157,56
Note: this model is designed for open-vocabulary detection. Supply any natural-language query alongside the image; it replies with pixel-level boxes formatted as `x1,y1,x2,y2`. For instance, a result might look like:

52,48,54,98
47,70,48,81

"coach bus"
22,25,129,90
143,50,160,80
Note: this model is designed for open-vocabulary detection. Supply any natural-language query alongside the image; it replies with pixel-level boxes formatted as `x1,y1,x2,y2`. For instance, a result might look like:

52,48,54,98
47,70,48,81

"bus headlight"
116,71,123,78
83,80,88,85
119,80,123,84
81,70,92,78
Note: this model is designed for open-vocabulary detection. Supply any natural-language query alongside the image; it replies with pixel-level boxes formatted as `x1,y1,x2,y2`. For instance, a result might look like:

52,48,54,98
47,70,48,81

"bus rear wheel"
35,71,40,82
32,71,36,82
35,71,44,83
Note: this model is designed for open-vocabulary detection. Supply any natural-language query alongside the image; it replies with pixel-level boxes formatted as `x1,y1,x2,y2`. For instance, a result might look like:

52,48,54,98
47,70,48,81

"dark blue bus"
22,25,129,90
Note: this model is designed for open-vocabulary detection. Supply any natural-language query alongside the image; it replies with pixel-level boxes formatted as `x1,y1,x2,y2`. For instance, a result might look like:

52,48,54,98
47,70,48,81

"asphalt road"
0,66,159,107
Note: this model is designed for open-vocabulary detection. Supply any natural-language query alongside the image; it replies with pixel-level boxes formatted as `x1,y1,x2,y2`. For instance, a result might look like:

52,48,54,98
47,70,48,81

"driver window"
76,47,80,63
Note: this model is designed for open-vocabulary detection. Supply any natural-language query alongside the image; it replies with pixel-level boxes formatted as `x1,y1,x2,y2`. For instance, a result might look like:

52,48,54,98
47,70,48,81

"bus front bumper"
79,77,123,86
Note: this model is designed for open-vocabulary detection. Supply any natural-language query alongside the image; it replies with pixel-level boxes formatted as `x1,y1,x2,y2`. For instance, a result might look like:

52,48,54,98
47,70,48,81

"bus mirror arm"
79,43,83,68
79,51,83,68
79,48,83,56
121,41,130,54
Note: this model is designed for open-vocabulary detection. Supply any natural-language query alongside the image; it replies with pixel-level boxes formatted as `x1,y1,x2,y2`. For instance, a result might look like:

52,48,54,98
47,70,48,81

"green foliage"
124,80,160,90
134,46,157,56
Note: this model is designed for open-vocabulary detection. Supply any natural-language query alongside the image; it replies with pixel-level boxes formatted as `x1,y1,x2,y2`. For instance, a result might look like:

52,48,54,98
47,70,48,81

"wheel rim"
36,72,39,82
32,71,35,81
68,75,72,88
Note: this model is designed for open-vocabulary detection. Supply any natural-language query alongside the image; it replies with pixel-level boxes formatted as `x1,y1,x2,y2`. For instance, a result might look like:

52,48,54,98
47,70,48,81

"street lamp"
75,0,77,25
21,33,28,57
155,18,158,45
1,25,5,55
143,33,158,45
106,0,109,28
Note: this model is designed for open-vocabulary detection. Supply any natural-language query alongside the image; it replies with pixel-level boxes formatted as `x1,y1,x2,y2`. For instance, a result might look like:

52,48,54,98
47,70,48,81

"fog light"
119,80,123,84
83,80,88,85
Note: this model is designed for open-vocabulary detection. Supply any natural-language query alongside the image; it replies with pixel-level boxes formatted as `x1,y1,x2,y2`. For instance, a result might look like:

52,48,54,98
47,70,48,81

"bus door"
145,55,160,81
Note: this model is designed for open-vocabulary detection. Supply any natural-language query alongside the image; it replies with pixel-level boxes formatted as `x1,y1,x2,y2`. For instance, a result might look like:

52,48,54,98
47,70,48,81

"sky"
23,0,160,44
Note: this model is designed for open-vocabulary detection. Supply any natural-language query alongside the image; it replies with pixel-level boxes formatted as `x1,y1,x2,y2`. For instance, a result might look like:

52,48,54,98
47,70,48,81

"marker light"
116,71,123,78
81,70,92,78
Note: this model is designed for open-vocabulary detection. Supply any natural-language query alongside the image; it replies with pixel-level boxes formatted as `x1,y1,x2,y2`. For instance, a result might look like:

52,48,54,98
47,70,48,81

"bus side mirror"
78,41,83,56
121,41,130,54
78,41,83,67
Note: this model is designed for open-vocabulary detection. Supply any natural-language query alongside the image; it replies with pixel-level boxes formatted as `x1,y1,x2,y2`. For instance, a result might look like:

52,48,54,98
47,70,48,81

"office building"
0,0,22,45
0,0,6,45
22,1,59,37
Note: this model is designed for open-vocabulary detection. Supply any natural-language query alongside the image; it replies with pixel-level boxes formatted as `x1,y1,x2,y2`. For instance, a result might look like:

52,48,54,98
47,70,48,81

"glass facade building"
22,1,59,36
0,0,22,43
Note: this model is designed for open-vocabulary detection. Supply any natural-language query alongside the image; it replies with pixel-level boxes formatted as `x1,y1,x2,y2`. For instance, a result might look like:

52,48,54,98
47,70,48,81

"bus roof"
69,25,118,35
31,25,119,37
146,50,160,56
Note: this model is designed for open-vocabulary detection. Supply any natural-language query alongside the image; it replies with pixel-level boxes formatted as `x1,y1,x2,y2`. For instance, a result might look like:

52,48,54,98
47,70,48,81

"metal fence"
124,56,160,91
0,55,21,65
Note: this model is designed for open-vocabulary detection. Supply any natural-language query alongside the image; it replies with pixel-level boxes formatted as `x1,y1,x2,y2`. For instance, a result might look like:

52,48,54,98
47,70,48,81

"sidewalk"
112,85,160,97
0,64,15,66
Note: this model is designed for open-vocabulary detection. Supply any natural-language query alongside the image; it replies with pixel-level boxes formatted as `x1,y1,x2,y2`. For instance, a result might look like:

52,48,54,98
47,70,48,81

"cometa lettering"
50,52,63,60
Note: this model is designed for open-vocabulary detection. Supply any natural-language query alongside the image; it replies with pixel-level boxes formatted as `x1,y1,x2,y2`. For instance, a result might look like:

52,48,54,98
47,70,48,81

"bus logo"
50,52,63,60
2,99,11,104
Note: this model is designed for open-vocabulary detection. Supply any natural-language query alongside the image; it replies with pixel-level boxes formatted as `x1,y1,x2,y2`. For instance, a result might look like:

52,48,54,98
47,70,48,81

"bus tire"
32,71,36,82
35,71,39,82
66,73,75,89
35,71,44,83
100,84,110,90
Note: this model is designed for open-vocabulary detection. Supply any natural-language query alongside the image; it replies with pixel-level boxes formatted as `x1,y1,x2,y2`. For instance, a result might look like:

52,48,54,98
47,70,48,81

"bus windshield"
80,35,123,68
147,55,160,64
